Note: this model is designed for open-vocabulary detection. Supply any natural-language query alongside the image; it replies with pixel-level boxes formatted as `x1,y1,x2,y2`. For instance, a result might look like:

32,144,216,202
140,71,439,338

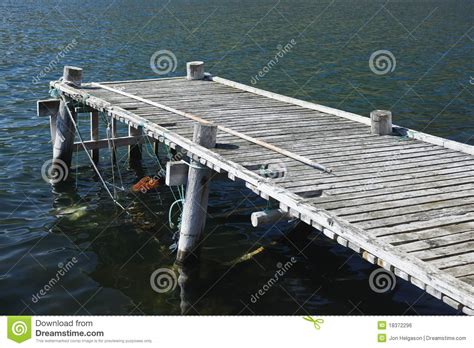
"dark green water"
0,0,473,315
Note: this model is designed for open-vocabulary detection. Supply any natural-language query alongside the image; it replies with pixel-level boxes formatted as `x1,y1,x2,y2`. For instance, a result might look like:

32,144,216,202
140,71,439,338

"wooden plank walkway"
50,74,474,314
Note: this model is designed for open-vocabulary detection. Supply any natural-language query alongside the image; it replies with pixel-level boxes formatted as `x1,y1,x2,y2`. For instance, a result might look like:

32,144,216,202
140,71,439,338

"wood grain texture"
49,74,474,313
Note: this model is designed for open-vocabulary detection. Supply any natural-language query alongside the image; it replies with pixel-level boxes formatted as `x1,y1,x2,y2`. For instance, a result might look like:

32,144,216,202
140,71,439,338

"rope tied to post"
58,93,127,211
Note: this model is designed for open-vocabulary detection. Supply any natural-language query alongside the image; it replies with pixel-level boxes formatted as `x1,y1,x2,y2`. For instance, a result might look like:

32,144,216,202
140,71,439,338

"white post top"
186,61,205,80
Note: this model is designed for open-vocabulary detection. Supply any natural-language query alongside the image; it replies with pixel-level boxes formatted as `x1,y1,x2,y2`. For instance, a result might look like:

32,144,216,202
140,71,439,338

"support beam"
128,124,142,165
52,66,82,171
37,99,60,147
371,110,392,135
176,123,217,265
251,209,291,227
90,110,99,163
73,135,152,152
37,99,60,117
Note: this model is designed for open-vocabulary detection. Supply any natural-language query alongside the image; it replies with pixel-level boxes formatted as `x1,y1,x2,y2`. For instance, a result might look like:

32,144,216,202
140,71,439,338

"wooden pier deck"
45,68,474,314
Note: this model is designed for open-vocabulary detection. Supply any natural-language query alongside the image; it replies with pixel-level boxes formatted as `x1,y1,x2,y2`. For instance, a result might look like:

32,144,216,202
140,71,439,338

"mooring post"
53,66,82,171
90,110,99,163
128,124,142,165
186,61,205,80
176,123,217,265
370,110,392,135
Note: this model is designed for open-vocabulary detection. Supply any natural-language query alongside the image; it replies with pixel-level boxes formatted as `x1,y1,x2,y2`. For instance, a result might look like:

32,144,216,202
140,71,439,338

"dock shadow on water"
1,163,456,314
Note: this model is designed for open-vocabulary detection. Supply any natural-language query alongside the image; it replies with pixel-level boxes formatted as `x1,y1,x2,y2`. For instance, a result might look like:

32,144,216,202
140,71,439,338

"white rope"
105,116,125,192
60,94,126,211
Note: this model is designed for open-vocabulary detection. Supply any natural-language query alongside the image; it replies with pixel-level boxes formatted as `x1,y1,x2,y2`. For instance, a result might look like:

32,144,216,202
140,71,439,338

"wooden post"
371,110,392,135
52,66,82,170
186,61,204,80
90,110,99,163
176,123,217,265
37,99,60,147
251,209,291,227
111,117,117,163
128,124,142,165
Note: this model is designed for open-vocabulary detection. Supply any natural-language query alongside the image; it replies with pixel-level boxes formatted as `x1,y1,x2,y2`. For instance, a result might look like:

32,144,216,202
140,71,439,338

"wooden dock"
39,63,474,314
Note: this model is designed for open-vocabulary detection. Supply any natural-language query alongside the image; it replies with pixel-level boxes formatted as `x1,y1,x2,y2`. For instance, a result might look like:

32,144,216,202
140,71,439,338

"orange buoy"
132,176,160,193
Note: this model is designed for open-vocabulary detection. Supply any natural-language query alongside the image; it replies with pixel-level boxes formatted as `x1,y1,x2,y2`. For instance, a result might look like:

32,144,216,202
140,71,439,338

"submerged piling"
176,123,217,265
52,66,82,173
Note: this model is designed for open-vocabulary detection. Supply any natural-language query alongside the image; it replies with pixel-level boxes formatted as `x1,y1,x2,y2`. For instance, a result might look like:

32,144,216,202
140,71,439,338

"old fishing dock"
38,62,474,314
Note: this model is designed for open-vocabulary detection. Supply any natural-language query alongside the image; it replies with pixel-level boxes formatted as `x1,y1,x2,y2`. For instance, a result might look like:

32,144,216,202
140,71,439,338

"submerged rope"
60,94,126,211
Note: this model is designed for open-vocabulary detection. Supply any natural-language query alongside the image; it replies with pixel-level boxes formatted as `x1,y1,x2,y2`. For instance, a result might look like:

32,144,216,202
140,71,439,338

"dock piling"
90,110,99,163
128,124,142,165
370,110,393,135
52,66,82,171
176,123,217,265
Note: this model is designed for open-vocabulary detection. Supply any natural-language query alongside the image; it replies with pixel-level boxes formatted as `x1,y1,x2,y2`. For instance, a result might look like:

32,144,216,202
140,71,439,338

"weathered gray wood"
37,99,60,117
186,61,205,80
397,231,474,253
445,263,474,278
381,221,474,245
428,252,474,269
63,65,83,87
250,209,291,227
176,123,217,265
37,100,60,146
52,66,82,170
214,76,474,156
72,135,153,152
410,242,474,261
166,161,189,186
371,110,392,135
90,110,99,163
50,75,474,313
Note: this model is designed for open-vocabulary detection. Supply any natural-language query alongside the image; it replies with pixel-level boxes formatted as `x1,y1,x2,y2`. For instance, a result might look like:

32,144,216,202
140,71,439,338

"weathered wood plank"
396,231,474,253
428,252,474,269
50,75,474,312
410,242,474,261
